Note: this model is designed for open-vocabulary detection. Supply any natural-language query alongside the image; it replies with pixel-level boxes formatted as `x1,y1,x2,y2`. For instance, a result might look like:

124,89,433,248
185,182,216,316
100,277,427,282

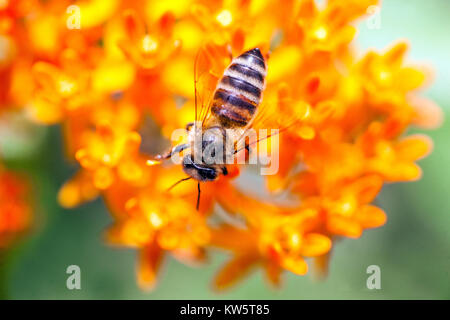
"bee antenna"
196,182,201,211
167,177,192,192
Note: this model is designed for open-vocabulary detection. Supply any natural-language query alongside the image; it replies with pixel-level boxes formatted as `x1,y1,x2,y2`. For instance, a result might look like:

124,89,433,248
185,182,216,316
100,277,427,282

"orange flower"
106,189,210,290
58,120,151,207
31,61,91,123
118,10,181,70
311,174,387,238
0,168,32,248
358,121,433,182
210,206,331,290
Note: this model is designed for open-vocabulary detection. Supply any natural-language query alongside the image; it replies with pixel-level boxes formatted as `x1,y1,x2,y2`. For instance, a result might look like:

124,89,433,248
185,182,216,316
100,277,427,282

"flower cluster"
0,168,31,248
0,0,442,290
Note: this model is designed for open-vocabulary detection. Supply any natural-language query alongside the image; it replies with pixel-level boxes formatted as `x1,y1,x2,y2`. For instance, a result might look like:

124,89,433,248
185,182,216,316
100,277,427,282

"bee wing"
194,44,230,126
233,94,311,154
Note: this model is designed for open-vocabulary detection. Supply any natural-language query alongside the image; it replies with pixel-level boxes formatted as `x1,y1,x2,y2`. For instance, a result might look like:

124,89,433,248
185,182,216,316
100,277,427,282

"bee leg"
155,143,190,160
222,167,228,176
185,122,194,132
196,182,201,211
245,143,251,162
226,44,233,60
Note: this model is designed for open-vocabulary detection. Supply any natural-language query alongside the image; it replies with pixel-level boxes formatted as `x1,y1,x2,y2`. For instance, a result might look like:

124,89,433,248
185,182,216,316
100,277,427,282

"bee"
155,47,268,209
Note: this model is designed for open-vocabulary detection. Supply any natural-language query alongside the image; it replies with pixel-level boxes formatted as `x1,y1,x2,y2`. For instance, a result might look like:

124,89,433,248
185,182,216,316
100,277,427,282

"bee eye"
199,167,217,180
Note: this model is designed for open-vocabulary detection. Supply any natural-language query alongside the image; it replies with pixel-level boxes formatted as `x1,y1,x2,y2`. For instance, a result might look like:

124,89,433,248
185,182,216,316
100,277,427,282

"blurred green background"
2,0,450,299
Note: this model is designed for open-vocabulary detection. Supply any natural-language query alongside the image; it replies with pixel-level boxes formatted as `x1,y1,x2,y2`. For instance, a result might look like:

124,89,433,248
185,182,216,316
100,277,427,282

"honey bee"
155,47,268,209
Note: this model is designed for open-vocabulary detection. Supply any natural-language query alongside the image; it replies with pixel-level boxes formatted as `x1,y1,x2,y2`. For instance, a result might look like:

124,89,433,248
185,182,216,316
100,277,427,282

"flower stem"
0,250,9,300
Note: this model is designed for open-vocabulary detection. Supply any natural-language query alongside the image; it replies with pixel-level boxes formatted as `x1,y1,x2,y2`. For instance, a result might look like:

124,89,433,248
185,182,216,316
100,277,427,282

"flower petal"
356,205,387,229
395,134,433,161
349,174,383,204
137,242,164,291
264,261,283,288
281,256,308,275
300,233,332,257
213,254,259,291
327,216,362,238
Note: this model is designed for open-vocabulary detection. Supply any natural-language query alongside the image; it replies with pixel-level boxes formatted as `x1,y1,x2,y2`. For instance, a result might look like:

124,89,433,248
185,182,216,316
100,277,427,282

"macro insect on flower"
0,0,442,292
154,47,297,210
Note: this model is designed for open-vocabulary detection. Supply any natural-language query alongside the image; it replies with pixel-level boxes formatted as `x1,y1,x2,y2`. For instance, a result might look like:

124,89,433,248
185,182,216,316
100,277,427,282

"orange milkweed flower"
0,168,32,248
210,204,332,289
107,192,210,289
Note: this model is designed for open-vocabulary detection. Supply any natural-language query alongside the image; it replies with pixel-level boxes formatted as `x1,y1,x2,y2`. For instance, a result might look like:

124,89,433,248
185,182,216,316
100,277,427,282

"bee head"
182,154,218,182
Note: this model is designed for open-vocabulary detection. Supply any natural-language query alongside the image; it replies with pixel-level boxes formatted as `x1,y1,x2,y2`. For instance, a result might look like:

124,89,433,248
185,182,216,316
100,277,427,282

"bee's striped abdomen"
211,48,266,128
